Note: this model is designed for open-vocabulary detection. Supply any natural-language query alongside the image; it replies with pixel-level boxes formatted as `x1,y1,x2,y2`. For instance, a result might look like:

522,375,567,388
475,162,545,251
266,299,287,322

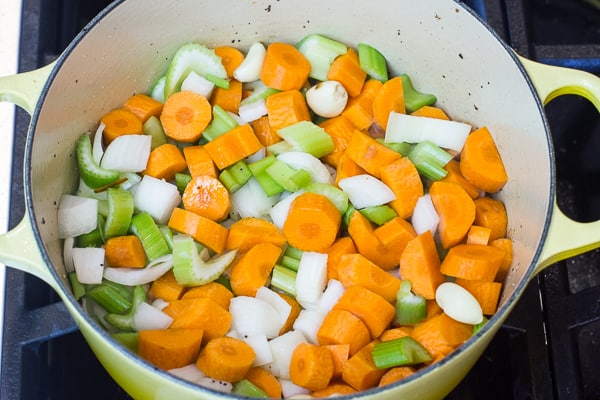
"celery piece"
280,255,300,272
296,33,348,81
284,245,303,261
203,104,239,141
371,336,432,369
143,115,167,150
104,285,146,332
175,173,192,193
358,43,388,82
248,155,277,175
68,272,86,300
87,284,132,314
376,138,413,156
473,317,489,334
129,212,171,261
408,140,453,181
112,332,139,352
214,275,233,292
276,121,334,158
266,140,293,156
305,182,349,214
205,73,230,89
342,204,356,229
249,156,285,195
219,160,252,192
75,218,105,248
232,379,269,398
359,205,398,225
271,264,297,296
104,188,134,239
172,234,237,286
265,160,311,192
400,74,437,113
395,280,427,326
240,82,280,106
149,75,166,103
159,225,174,251
76,132,120,189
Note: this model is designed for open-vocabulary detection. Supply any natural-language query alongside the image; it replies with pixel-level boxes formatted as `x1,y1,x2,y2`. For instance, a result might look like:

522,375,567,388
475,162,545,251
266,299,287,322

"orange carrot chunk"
260,42,311,91
214,46,245,78
104,235,147,268
148,270,185,301
168,207,229,254
474,196,508,241
379,157,424,219
317,308,371,356
196,336,255,382
341,79,382,131
439,159,480,199
225,217,287,253
372,76,406,129
160,90,212,143
123,93,164,123
429,181,476,249
333,286,395,339
410,105,450,120
327,48,366,97
144,143,188,180
101,108,143,144
138,328,204,370
324,236,357,281
244,366,283,398
319,115,356,168
440,243,505,281
162,298,232,342
265,89,311,131
183,145,218,178
337,253,401,303
491,237,513,282
289,343,334,391
466,225,492,245
399,230,445,300
182,175,231,222
378,366,416,387
459,126,508,193
410,313,472,360
203,123,263,169
252,115,282,147
210,79,243,114
455,278,502,315
344,130,401,178
312,383,357,398
229,242,283,297
341,341,387,391
181,281,234,310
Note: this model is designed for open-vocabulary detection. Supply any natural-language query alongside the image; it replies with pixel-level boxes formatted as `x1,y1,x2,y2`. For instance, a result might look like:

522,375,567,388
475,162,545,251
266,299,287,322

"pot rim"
21,0,556,397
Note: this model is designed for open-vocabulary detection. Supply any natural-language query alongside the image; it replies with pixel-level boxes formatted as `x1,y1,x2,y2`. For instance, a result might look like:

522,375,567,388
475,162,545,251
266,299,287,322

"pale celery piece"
76,132,119,189
371,336,432,368
275,121,335,158
358,42,388,82
104,188,134,239
296,33,348,81
407,140,453,181
129,212,171,261
203,104,239,141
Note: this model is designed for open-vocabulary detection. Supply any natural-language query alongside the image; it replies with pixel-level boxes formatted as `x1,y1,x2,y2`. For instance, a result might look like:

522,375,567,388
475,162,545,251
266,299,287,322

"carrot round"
168,207,228,253
196,336,255,382
160,90,212,143
429,181,476,249
459,126,508,193
123,93,164,122
372,76,406,129
104,235,147,268
182,175,231,222
324,344,350,378
289,343,334,391
214,46,245,78
473,196,508,240
337,253,401,303
229,242,283,297
282,192,341,252
181,281,234,310
439,243,505,281
278,292,302,335
327,48,366,97
260,42,311,90
317,308,371,356
324,236,357,281
244,366,282,398
399,230,444,300
144,143,188,180
138,328,204,370
100,108,143,144
225,217,287,253
378,366,416,387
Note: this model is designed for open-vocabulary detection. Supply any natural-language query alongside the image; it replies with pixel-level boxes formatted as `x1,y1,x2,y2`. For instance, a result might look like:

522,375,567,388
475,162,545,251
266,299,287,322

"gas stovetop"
1,1,600,399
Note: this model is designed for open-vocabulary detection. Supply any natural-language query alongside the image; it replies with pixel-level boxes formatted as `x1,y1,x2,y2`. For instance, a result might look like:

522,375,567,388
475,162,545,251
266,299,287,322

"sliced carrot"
168,207,229,253
163,298,231,342
429,181,476,249
210,79,243,114
203,123,263,169
214,46,245,78
138,328,204,370
244,366,282,399
251,115,282,147
337,253,401,303
225,217,287,253
466,225,492,245
123,93,164,123
278,292,302,335
474,196,508,241
373,216,417,269
311,383,357,398
491,237,513,282
372,76,405,130
260,42,311,91
410,105,450,120
333,285,395,338
100,108,143,144
265,89,311,131
378,366,416,387
439,159,480,199
455,278,502,315
181,281,234,310
317,309,371,356
229,242,283,297
379,157,424,219
183,145,218,179
410,313,472,360
344,130,401,178
341,79,383,131
426,299,443,318
327,48,366,97
334,153,367,186
148,270,185,301
160,90,212,143
459,126,508,193
282,192,341,252
144,143,188,180
196,336,255,382
319,115,356,168
341,340,387,391
289,343,334,391
182,175,231,222
104,235,147,268
439,243,505,281
399,230,444,300
379,326,413,342
324,344,350,379
324,236,357,281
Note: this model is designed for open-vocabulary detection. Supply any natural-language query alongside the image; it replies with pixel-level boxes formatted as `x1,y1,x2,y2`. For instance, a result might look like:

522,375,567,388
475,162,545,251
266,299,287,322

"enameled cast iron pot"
1,0,600,399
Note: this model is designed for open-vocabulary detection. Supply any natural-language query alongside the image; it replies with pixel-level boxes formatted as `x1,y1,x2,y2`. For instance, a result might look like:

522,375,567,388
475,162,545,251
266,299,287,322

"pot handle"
0,63,59,289
518,56,600,275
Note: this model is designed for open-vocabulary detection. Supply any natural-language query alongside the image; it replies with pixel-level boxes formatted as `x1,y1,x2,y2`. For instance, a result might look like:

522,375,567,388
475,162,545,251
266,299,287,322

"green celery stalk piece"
143,115,167,150
265,160,311,192
76,132,120,189
395,280,427,326
371,336,432,369
296,33,348,81
408,140,453,181
277,121,335,158
305,182,349,214
203,104,239,141
400,74,437,113
232,379,269,398
129,212,171,261
104,188,134,239
358,205,398,225
358,43,388,82
104,285,146,332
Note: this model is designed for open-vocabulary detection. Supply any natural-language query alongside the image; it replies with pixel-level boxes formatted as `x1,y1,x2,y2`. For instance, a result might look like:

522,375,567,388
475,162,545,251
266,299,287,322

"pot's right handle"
518,56,600,275
0,63,59,288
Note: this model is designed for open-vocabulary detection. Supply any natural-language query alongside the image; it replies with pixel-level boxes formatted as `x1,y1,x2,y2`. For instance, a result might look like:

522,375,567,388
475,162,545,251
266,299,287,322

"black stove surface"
2,0,600,399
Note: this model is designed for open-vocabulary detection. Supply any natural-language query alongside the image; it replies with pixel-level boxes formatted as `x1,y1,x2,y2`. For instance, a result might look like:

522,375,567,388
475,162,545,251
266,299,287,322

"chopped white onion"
268,190,304,230
246,147,266,164
133,302,173,331
411,194,440,236
305,80,348,118
255,286,292,333
295,252,328,309
267,330,307,379
316,279,346,315
63,236,75,273
242,334,273,366
385,111,472,152
280,379,312,398
133,175,181,224
292,309,325,344
230,177,279,219
229,295,281,338
168,365,233,393
92,122,106,164
227,111,245,126
436,282,484,325
57,194,98,239
100,134,152,172
72,247,105,284
181,70,215,98
338,174,396,209
233,42,267,82
151,298,169,310
238,98,268,123
196,377,233,393
277,151,333,184
103,254,173,286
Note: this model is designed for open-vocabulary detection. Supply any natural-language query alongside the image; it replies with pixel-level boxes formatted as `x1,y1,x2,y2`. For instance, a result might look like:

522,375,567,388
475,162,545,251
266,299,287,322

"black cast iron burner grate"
2,0,599,399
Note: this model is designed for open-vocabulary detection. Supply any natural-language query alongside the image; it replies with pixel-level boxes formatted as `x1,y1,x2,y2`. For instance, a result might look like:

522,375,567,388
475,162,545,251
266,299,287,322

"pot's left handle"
0,63,60,289
518,56,600,274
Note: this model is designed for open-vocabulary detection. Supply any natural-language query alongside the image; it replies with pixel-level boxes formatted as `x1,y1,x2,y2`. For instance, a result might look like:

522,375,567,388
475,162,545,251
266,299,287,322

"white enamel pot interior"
1,0,600,399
